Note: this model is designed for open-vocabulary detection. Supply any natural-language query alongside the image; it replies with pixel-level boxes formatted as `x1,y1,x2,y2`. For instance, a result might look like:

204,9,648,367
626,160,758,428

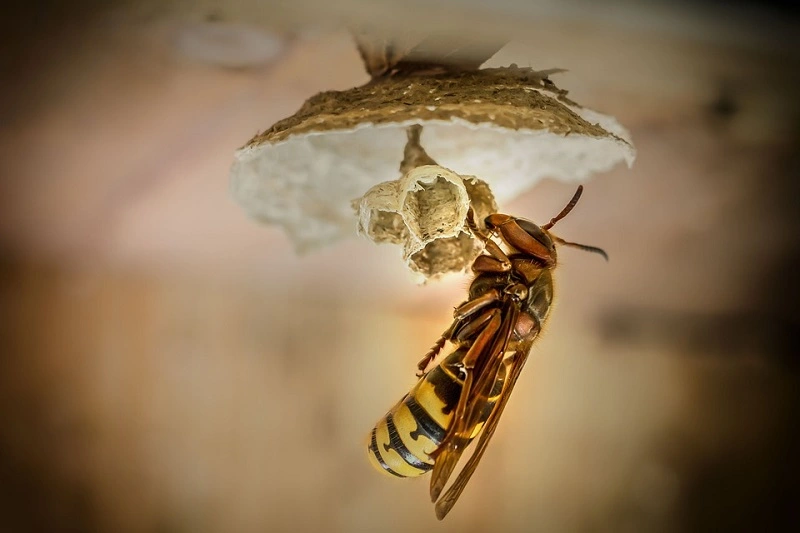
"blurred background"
1,1,798,532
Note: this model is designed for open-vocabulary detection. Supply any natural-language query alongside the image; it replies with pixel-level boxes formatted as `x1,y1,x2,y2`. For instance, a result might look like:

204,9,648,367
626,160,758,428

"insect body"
367,186,606,519
367,346,506,478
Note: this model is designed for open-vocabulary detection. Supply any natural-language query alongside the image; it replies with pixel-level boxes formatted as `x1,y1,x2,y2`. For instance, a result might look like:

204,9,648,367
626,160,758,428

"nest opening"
403,177,462,240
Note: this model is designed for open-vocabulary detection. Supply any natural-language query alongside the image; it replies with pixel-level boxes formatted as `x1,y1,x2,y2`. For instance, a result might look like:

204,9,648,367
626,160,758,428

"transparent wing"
428,304,519,505
434,339,532,520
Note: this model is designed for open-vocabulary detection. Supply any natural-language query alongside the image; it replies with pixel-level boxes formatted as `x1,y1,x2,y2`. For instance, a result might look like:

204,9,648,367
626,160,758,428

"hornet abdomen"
367,347,505,478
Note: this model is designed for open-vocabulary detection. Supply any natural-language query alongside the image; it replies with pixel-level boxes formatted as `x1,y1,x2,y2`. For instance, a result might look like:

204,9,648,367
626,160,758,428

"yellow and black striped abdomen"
367,348,503,478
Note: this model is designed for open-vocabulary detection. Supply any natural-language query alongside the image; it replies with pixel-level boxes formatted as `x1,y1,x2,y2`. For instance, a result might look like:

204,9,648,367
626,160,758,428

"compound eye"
516,219,553,249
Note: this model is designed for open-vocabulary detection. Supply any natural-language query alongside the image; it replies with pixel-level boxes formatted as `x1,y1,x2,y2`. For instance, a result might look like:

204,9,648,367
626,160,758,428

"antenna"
542,185,583,230
552,236,609,261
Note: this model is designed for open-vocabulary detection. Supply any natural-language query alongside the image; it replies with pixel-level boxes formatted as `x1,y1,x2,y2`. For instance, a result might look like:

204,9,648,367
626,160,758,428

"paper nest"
355,165,497,280
229,66,636,279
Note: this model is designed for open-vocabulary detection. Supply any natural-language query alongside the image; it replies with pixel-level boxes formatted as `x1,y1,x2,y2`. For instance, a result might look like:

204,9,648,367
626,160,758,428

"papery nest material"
230,65,635,253
355,126,497,281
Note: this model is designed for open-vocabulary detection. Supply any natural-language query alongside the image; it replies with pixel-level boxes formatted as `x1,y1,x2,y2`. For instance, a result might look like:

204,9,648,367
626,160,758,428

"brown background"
1,1,798,532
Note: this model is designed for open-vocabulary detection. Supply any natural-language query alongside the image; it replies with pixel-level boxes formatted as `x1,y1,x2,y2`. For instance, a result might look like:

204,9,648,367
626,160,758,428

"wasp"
367,185,607,519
